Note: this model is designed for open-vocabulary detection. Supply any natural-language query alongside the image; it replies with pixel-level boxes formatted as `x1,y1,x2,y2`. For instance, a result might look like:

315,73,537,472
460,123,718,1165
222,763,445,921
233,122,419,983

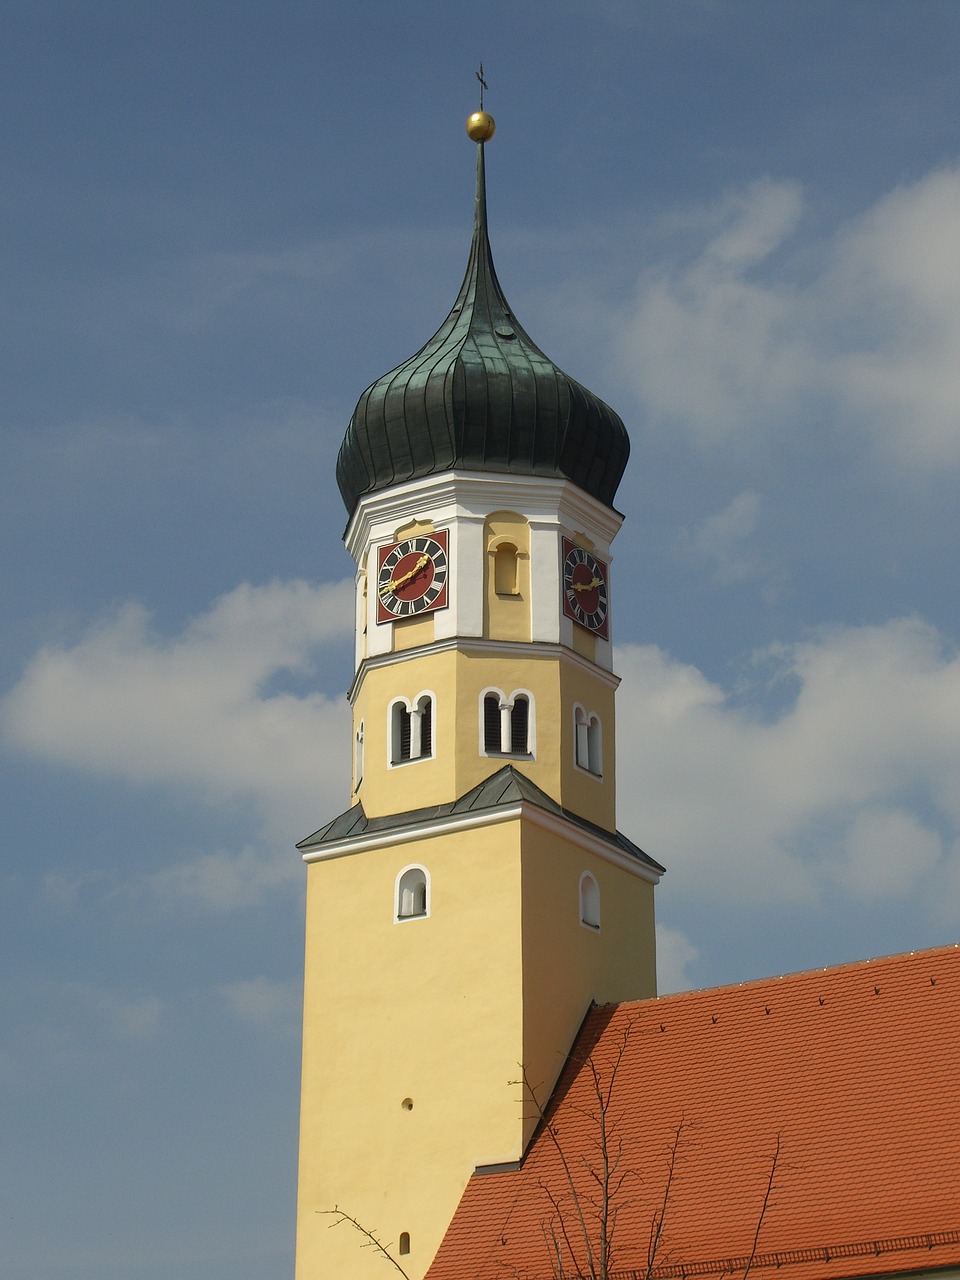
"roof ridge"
613,939,960,1010
298,764,662,875
635,1225,960,1280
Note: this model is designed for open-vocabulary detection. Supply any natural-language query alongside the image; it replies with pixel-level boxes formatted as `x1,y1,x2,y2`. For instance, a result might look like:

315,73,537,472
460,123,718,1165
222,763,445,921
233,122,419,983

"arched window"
354,721,364,787
390,695,434,765
483,693,501,752
494,542,519,595
417,694,433,758
574,706,602,776
579,871,601,930
396,866,429,920
399,1232,411,1256
587,717,601,774
392,701,411,762
510,696,529,754
481,690,533,756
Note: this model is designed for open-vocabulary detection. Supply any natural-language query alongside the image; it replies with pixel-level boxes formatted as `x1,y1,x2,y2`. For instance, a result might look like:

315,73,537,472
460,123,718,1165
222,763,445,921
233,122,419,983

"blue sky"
3,3,960,1277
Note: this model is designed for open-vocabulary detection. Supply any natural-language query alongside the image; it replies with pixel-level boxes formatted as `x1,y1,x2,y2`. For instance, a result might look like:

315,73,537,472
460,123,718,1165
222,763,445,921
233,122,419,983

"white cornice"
301,799,662,884
344,471,623,561
346,635,622,704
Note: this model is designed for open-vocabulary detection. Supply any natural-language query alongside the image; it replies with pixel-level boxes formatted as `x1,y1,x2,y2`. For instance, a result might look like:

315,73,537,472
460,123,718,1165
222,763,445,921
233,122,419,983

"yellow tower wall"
296,820,525,1280
298,469,656,1279
295,809,657,1279
351,646,618,832
519,819,657,1137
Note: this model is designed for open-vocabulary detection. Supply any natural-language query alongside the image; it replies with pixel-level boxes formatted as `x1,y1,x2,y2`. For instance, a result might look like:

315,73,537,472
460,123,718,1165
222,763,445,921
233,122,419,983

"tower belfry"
294,113,663,1280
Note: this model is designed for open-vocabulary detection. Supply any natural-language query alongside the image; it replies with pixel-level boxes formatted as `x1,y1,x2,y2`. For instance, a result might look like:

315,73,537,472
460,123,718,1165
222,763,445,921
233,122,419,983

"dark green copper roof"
297,763,664,876
335,142,630,517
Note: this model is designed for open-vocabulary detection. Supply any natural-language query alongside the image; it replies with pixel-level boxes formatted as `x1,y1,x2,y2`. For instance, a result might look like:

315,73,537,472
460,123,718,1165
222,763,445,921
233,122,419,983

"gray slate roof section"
335,142,631,518
297,764,664,875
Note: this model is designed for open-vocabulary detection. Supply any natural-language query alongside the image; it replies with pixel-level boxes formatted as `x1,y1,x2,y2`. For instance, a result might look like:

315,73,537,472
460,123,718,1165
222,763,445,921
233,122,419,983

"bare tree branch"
645,1116,686,1279
741,1134,781,1280
540,1182,580,1279
515,1064,599,1279
515,1017,641,1280
319,1206,412,1279
512,1028,777,1280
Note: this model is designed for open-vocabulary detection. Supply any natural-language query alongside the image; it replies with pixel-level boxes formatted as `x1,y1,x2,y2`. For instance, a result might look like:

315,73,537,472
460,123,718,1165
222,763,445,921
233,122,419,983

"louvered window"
396,705,412,761
575,707,602,775
391,697,433,765
483,695,501,752
510,697,529,754
419,698,432,757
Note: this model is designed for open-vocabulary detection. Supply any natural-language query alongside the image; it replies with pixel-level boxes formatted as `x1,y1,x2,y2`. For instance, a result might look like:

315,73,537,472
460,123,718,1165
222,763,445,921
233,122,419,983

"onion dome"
336,121,630,517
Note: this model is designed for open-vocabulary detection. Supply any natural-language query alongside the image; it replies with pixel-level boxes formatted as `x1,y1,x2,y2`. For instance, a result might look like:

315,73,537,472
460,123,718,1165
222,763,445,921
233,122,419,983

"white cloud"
827,167,960,468
684,489,763,584
8,576,959,941
616,179,809,443
76,983,164,1041
615,164,960,469
147,845,301,910
0,980,164,1086
2,578,354,822
836,807,943,898
40,870,84,910
219,976,301,1033
932,839,960,926
616,617,960,913
704,179,805,270
2,579,355,909
655,924,700,996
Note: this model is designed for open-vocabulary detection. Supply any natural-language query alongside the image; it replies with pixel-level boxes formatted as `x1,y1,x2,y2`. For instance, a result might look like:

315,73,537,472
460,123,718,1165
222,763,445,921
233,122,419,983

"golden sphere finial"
466,111,496,143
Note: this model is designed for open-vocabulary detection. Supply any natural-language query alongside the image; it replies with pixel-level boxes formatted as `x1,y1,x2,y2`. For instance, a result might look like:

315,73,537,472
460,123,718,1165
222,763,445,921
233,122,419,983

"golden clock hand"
379,554,430,595
571,575,601,593
380,565,416,595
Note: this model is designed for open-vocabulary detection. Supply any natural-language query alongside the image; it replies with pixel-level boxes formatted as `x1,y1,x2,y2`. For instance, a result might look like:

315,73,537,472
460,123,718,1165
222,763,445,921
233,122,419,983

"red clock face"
561,538,609,638
376,531,449,623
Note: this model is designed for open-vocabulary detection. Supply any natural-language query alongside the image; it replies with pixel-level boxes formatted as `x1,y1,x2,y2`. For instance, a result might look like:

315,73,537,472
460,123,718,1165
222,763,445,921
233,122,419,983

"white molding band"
345,470,623,561
301,799,662,885
347,635,621,704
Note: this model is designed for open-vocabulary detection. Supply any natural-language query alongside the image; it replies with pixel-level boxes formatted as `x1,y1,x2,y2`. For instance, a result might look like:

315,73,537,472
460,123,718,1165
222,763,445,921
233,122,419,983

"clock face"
561,538,609,638
376,530,449,623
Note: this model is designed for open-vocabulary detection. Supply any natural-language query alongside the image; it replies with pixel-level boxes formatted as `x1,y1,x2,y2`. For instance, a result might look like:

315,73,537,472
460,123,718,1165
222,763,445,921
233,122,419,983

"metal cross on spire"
476,63,488,110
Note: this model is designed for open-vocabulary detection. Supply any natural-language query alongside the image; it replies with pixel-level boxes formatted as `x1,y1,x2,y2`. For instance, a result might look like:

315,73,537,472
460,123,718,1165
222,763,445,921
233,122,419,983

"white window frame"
579,870,601,931
479,687,535,757
573,704,602,777
388,692,436,767
395,864,431,922
354,720,364,788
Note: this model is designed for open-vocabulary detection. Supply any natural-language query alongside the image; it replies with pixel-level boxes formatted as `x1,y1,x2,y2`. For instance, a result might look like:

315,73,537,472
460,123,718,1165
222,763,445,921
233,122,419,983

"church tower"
294,111,663,1280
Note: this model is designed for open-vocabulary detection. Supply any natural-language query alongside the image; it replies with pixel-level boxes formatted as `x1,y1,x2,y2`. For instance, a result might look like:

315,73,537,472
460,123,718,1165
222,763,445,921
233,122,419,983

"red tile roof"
427,944,960,1280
